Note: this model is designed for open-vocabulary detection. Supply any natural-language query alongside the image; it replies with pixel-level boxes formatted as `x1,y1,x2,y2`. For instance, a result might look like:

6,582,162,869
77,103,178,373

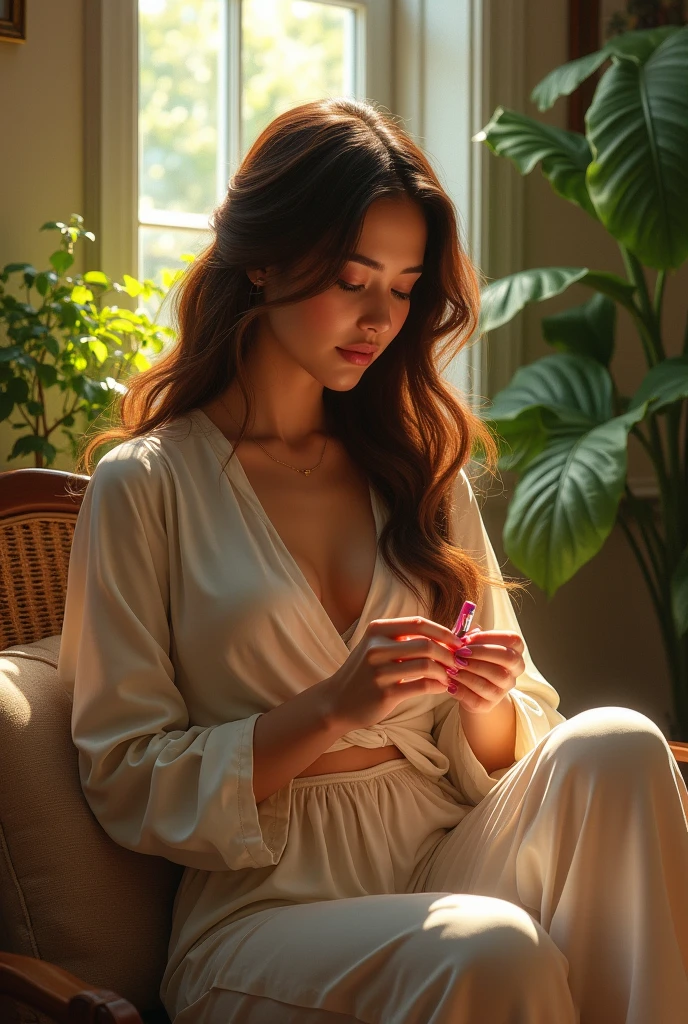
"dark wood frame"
0,0,26,43
568,0,603,134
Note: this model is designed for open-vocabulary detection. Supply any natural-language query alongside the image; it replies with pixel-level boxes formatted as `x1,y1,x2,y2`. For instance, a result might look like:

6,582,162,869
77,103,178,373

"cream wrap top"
58,408,566,874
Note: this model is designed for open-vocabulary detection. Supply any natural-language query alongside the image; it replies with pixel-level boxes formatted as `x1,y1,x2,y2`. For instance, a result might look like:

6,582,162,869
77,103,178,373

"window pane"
139,0,221,217
139,225,212,327
242,0,356,156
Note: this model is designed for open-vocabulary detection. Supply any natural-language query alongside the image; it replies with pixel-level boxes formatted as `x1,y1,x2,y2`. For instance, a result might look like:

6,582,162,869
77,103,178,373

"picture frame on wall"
0,0,26,43
567,1,686,134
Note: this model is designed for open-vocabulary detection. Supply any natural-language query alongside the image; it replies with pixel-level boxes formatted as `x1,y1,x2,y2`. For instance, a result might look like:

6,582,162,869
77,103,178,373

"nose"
358,297,393,336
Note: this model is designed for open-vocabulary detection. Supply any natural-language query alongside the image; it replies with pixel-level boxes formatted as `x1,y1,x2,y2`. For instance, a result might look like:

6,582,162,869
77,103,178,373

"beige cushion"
0,634,183,1020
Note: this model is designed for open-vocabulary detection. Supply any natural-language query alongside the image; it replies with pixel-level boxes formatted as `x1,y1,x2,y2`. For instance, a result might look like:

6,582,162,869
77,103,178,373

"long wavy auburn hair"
75,96,526,630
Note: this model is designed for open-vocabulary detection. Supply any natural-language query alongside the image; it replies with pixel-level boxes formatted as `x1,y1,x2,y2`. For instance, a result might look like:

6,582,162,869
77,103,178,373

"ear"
246,269,267,286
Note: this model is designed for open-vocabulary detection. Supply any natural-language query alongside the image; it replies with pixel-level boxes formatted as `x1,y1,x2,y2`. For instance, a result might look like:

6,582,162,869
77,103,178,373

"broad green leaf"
0,391,13,421
475,107,597,219
0,346,23,363
88,339,109,364
6,376,29,403
604,25,679,64
161,267,185,288
105,307,138,322
490,406,550,473
541,293,616,366
503,415,632,596
83,270,111,288
628,356,688,413
586,27,688,269
50,250,74,275
486,353,613,425
132,351,151,371
71,284,94,304
109,318,135,333
35,363,58,388
530,26,678,111
34,271,59,297
2,262,34,275
42,335,60,358
480,268,588,334
531,49,612,111
122,274,143,297
10,434,57,463
58,302,79,328
479,267,635,334
671,545,688,638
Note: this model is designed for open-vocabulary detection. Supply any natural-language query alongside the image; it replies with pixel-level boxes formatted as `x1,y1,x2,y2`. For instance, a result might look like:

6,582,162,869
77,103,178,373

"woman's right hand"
322,616,480,732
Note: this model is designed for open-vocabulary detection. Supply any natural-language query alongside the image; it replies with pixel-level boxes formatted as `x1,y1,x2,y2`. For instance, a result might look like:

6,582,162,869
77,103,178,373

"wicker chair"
1,468,687,1024
0,469,179,1024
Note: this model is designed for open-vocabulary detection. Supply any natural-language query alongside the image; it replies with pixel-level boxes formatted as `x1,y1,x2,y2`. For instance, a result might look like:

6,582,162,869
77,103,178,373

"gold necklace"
219,396,328,476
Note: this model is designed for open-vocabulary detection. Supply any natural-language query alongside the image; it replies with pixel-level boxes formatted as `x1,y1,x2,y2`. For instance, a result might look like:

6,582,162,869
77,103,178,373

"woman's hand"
447,629,525,714
323,615,472,732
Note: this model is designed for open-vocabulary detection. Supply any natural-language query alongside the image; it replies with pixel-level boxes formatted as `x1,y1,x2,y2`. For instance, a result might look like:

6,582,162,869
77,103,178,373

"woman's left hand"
447,628,525,714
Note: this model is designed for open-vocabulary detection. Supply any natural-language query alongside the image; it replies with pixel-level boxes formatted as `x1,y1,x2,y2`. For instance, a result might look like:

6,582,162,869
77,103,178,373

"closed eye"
336,280,411,302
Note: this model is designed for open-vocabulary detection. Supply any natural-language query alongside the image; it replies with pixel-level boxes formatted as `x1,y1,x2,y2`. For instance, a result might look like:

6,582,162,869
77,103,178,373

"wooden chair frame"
1,467,687,1024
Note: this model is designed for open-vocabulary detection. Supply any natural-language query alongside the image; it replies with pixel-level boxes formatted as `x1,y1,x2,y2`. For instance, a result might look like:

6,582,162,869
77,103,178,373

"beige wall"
0,0,685,736
0,0,84,473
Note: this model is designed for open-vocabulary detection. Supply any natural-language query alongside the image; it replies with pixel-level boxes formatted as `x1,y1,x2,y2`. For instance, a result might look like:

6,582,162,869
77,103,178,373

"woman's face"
254,195,427,389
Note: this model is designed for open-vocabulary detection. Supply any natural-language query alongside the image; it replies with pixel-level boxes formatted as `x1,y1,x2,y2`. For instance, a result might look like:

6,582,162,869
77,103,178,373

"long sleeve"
57,441,291,872
432,468,566,805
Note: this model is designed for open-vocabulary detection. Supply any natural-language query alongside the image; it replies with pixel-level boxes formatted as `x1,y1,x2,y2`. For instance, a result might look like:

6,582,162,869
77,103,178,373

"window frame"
85,0,392,281
84,0,526,404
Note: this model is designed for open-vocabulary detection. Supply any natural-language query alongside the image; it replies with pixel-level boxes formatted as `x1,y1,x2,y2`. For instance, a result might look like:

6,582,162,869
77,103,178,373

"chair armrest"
0,952,143,1024
669,741,688,764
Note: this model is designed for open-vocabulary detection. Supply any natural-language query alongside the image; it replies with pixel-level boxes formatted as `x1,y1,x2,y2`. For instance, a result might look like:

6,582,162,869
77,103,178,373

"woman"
58,98,688,1023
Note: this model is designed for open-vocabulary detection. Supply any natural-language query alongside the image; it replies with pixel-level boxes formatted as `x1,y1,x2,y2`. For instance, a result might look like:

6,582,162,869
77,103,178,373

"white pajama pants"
169,707,688,1024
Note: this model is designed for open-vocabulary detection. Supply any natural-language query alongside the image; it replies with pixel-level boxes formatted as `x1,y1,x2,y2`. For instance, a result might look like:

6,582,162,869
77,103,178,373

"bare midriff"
296,744,406,777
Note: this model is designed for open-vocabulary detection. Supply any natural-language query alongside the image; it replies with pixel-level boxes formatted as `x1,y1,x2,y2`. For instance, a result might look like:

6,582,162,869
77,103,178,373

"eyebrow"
347,252,424,275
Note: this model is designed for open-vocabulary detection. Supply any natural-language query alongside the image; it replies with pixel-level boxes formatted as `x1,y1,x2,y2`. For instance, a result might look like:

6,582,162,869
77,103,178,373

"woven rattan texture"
0,514,75,650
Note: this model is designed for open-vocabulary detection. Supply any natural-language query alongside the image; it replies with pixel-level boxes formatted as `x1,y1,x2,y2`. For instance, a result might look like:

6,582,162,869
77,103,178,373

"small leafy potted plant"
0,214,185,467
474,26,688,738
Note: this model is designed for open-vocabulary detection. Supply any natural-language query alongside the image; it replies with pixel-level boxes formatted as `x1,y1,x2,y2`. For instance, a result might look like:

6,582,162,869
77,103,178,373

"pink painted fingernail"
453,652,469,666
447,683,458,694
446,665,460,676
459,647,473,657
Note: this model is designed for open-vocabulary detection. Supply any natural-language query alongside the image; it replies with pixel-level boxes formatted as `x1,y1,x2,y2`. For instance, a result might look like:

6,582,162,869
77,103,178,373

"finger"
376,656,456,688
453,667,507,703
449,680,494,713
375,635,466,675
369,614,478,653
456,629,525,655
456,643,525,678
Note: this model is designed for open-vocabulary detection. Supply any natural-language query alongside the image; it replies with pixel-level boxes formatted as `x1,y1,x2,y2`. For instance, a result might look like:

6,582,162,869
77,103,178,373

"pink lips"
336,347,374,366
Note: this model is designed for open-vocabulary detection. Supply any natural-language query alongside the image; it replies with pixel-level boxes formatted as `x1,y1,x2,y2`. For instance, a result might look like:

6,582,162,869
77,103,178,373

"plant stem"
619,246,665,367
653,269,666,322
622,484,666,583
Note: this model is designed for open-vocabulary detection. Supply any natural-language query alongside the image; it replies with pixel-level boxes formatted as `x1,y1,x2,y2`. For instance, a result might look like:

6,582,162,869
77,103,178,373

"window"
87,0,501,401
137,0,373,317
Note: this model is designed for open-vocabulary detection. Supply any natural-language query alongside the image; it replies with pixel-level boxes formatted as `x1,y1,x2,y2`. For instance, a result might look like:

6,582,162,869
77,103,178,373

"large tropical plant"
474,26,688,739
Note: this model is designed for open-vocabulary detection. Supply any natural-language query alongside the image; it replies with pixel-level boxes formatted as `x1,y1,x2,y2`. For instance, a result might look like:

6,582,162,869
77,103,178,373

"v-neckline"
190,407,382,648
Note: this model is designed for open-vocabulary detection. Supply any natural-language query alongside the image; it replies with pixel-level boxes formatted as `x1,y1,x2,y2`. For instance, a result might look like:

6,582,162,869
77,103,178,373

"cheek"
268,291,353,344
